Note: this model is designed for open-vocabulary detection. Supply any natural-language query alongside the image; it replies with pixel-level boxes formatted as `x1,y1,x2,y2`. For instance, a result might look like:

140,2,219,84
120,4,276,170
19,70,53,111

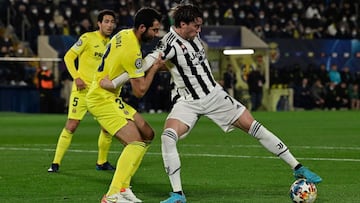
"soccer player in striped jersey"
87,8,164,203
48,10,116,173
102,4,322,203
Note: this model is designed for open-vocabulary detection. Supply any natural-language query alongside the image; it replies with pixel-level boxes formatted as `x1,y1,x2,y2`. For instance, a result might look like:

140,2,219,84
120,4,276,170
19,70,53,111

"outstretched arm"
99,53,159,90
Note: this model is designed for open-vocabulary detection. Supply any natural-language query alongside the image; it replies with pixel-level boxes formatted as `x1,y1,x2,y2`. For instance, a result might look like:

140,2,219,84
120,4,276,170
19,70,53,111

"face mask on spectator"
151,1,156,7
65,10,71,17
239,12,245,18
17,48,23,54
38,21,45,27
31,8,38,14
203,11,209,18
350,15,356,22
45,8,51,14
129,9,135,16
49,22,55,28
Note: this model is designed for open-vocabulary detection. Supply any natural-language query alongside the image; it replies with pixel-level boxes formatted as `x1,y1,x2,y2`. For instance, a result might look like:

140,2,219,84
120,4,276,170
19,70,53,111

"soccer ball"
289,179,317,203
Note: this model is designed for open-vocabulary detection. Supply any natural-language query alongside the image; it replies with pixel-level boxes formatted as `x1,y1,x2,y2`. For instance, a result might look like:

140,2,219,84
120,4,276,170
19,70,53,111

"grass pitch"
0,111,359,202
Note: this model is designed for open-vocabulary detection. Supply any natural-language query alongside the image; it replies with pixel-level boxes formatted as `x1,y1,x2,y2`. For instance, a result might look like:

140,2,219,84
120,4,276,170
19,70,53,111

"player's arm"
64,34,88,90
130,53,165,98
99,52,160,90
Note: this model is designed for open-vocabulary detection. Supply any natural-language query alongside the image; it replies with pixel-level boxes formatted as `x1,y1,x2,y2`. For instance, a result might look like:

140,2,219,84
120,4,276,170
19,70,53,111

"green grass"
0,111,359,202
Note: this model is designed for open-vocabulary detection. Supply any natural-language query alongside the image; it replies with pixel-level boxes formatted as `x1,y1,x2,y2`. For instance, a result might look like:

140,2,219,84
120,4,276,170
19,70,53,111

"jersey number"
72,97,79,106
225,95,234,105
115,98,125,109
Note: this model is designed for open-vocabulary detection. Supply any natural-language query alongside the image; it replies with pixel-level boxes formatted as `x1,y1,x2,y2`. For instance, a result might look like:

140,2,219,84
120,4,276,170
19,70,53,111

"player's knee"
142,127,155,142
65,119,80,133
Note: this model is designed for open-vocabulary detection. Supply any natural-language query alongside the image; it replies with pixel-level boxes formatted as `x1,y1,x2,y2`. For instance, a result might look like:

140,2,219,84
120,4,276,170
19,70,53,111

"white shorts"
167,85,246,136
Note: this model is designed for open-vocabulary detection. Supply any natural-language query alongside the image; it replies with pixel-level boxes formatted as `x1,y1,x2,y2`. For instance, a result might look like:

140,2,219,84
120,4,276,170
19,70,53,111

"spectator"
349,83,360,110
60,69,73,113
311,79,326,109
340,66,353,85
294,77,313,110
325,82,340,110
37,65,54,113
328,64,341,85
337,82,350,109
315,64,330,85
247,68,265,111
223,64,237,97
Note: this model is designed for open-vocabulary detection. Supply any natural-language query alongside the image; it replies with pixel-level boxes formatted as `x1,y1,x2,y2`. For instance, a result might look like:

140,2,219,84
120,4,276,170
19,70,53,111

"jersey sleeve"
143,38,175,70
122,42,144,79
64,33,90,79
70,33,89,55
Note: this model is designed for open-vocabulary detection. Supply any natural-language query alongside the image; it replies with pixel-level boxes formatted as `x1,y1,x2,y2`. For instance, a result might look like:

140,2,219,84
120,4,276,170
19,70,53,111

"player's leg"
48,119,79,172
128,112,155,176
233,109,322,183
96,129,115,170
48,90,87,172
105,121,145,202
160,118,190,203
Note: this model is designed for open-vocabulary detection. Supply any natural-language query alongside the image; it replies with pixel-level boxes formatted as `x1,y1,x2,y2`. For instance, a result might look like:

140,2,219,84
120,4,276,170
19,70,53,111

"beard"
141,32,154,43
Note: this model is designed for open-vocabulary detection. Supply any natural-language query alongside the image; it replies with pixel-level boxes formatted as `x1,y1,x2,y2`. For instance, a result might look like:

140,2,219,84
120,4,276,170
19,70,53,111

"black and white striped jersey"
146,27,218,101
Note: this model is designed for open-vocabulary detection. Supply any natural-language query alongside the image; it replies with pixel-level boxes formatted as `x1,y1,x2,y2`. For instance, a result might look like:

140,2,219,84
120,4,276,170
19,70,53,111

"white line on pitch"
0,147,359,162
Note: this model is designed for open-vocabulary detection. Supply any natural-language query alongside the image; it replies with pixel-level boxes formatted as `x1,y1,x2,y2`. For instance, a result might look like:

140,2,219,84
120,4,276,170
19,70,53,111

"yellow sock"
107,142,146,196
52,128,73,164
97,130,112,165
123,144,150,187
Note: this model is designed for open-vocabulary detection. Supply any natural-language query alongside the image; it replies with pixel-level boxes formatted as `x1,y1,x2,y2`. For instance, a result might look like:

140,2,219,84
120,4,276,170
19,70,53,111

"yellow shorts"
67,88,89,120
87,96,136,136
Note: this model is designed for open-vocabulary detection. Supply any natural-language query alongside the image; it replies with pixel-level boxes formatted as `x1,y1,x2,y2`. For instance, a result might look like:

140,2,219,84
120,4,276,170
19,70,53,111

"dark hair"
134,7,162,29
97,9,116,22
173,4,203,27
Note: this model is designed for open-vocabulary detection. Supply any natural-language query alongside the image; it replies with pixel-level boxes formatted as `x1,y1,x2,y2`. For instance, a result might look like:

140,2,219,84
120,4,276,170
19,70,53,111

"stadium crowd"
0,0,359,111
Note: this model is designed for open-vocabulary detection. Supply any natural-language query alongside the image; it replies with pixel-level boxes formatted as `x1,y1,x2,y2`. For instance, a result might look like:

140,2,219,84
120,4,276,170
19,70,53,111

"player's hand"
75,78,86,90
100,75,115,90
151,53,166,71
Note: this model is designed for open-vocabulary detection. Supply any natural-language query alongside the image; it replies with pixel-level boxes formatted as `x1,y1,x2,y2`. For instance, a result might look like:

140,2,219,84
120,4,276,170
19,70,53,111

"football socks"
107,141,146,196
97,130,113,165
161,128,183,192
52,128,73,164
249,120,299,169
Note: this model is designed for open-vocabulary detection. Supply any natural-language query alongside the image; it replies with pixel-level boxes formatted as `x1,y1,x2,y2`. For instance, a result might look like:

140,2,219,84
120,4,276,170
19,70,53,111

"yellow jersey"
87,28,144,100
65,30,110,86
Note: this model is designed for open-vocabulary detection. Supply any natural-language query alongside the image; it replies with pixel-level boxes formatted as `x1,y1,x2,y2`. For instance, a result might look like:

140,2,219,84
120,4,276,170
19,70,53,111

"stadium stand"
0,0,359,112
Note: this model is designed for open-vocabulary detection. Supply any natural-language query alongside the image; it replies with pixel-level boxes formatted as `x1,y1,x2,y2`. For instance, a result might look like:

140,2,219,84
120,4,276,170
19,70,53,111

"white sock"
161,128,183,192
249,121,299,169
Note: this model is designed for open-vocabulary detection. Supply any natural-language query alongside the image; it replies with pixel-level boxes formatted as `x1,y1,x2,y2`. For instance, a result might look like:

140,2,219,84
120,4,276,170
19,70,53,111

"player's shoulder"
161,31,179,46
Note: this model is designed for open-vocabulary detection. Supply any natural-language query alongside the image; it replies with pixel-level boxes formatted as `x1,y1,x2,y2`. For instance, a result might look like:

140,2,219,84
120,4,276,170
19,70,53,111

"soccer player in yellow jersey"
86,8,164,203
48,10,116,172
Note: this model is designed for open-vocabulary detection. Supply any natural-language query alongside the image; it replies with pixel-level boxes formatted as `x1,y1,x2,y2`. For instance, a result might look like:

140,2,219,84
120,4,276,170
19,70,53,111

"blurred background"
0,0,359,113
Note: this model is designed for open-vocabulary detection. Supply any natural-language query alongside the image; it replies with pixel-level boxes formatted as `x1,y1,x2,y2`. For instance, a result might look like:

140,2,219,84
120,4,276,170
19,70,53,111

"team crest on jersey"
135,58,142,69
75,39,83,47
